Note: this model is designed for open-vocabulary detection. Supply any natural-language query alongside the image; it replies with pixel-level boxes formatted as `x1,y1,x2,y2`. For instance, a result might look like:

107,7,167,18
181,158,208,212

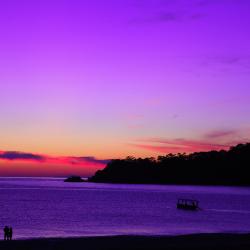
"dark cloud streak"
0,151,109,166
0,151,45,161
69,156,110,165
204,129,237,139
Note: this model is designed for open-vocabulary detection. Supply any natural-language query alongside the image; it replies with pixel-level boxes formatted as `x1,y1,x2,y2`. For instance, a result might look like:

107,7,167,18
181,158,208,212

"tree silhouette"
89,143,250,186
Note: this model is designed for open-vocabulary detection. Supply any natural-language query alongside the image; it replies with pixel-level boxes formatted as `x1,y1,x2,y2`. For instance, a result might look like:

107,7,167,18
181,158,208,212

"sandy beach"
0,233,250,250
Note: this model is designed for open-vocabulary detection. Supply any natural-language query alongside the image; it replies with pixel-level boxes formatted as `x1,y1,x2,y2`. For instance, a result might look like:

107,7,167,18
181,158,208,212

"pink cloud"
131,143,188,153
132,139,230,154
131,128,247,154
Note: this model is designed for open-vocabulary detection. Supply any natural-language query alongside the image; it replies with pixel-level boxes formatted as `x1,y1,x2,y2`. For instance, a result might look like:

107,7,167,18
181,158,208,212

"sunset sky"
0,0,250,176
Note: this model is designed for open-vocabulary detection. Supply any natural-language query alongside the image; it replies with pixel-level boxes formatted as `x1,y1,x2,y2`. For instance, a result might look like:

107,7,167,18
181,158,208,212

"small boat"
64,176,85,182
177,199,199,211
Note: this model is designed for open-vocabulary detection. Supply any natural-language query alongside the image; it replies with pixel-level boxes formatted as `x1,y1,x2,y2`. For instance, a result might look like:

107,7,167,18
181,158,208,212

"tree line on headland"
89,143,250,186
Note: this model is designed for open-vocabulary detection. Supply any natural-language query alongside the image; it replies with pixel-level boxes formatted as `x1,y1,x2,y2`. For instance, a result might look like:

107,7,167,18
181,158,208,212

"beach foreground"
0,233,250,250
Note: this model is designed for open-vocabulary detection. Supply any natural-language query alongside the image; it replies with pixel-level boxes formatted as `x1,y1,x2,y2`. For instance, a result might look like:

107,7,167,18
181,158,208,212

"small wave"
206,208,250,214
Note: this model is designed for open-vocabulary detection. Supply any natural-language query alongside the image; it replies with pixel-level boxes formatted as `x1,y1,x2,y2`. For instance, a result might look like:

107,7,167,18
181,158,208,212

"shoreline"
2,177,250,188
2,176,250,188
1,233,250,250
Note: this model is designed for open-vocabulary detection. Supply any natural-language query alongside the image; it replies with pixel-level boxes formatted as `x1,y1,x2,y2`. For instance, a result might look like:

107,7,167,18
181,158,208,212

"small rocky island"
64,176,85,182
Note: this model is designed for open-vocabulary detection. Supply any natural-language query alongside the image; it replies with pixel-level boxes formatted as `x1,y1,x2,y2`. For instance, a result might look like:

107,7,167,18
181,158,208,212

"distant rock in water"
89,143,250,186
64,176,85,182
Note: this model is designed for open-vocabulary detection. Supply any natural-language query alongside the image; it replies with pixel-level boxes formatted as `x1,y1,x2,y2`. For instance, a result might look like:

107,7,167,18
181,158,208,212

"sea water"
0,177,250,239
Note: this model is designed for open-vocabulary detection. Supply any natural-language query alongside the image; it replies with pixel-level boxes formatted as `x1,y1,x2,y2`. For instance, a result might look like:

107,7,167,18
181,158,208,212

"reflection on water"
0,177,250,239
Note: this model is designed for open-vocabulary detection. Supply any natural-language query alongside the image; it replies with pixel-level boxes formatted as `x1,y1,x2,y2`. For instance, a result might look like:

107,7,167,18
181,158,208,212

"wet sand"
0,233,250,250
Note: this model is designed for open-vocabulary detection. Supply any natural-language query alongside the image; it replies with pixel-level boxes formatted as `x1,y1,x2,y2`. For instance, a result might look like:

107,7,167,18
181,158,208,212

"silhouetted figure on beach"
9,227,13,240
3,226,8,240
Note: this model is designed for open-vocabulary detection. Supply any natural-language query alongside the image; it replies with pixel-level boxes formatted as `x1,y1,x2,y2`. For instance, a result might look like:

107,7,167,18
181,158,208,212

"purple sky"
0,0,250,175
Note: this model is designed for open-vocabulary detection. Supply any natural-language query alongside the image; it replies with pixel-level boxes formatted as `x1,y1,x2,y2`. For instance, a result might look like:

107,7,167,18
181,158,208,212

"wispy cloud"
204,129,237,139
131,11,204,24
132,138,230,154
131,128,246,154
130,0,206,24
152,12,179,23
131,143,189,153
131,0,247,26
67,156,110,165
196,0,246,7
200,55,250,74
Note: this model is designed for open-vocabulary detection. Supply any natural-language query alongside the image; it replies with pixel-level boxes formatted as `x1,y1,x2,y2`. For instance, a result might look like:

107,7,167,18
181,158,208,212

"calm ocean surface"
0,177,250,239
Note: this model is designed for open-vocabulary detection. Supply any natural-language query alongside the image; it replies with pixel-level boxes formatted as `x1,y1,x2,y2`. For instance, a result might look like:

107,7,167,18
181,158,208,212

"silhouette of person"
9,227,13,240
3,226,8,240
